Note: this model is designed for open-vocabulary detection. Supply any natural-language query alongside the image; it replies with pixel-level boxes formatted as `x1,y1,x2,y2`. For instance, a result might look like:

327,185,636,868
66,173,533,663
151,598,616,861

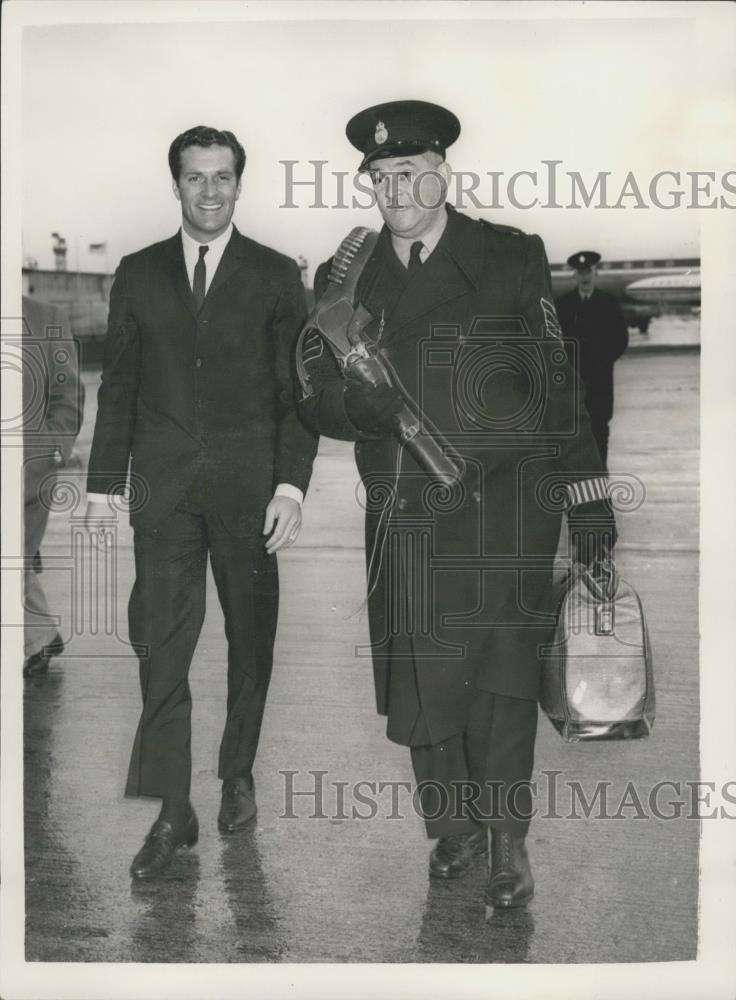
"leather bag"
540,565,655,741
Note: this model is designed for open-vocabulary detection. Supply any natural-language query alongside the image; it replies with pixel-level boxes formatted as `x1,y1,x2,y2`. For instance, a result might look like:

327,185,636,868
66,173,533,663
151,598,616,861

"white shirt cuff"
87,492,113,504
275,483,304,505
567,478,610,507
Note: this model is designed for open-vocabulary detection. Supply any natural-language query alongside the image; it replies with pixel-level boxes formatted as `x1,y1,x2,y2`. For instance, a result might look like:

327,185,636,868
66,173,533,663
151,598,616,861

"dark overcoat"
87,226,317,533
299,208,604,746
554,286,629,425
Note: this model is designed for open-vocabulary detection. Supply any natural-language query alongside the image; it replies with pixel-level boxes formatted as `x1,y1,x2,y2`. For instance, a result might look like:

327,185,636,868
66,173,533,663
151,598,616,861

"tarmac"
22,321,700,964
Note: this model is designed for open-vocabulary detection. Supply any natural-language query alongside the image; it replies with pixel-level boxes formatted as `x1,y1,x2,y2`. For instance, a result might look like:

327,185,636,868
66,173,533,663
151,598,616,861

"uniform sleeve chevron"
300,328,325,365
567,478,610,506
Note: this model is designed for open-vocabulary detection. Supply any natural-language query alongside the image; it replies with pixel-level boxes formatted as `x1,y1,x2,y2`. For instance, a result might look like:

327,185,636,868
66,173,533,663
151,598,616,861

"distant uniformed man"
555,251,629,468
298,101,616,911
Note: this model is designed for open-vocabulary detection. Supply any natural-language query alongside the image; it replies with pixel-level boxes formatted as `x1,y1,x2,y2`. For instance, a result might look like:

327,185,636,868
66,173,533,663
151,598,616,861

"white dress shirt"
88,223,303,507
390,208,449,268
181,223,233,295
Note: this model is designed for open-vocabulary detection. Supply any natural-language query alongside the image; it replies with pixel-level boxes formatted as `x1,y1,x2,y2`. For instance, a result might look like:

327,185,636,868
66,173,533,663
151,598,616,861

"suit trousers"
410,690,538,839
125,481,278,801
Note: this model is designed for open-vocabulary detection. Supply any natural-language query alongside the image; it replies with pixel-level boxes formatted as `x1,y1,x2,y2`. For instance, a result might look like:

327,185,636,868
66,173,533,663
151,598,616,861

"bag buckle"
595,602,615,635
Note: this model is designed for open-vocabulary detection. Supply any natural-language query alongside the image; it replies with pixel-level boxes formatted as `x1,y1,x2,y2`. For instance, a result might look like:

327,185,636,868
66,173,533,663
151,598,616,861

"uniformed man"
555,251,629,469
298,101,616,910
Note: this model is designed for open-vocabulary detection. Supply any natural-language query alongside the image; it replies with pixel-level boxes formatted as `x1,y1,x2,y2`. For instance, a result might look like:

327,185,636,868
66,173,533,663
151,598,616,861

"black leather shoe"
429,828,488,879
23,632,65,678
130,809,199,879
218,775,257,832
485,829,534,911
23,650,50,678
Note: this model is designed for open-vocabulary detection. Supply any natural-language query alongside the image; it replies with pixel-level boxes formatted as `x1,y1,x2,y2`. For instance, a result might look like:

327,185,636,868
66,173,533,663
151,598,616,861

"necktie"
193,244,208,311
408,241,424,276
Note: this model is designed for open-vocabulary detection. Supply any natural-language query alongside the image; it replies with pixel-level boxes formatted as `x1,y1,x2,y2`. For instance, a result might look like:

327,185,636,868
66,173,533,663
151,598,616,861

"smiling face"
368,151,450,240
172,144,242,242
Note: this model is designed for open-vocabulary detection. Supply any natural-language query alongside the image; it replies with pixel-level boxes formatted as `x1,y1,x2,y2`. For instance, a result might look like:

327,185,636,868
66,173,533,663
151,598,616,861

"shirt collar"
181,222,234,257
390,208,449,261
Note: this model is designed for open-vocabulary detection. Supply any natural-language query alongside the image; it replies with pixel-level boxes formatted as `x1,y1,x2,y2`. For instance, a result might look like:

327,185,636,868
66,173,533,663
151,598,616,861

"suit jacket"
87,227,318,533
299,207,605,743
554,286,628,421
22,295,84,509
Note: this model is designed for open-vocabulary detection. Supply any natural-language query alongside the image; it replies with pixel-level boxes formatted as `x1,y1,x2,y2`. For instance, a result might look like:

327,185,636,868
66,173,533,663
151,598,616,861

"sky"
18,8,730,280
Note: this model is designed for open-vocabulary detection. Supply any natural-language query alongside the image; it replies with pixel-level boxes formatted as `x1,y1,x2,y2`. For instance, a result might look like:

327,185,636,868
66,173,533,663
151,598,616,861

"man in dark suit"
22,296,84,677
86,125,318,878
298,101,616,910
555,251,629,468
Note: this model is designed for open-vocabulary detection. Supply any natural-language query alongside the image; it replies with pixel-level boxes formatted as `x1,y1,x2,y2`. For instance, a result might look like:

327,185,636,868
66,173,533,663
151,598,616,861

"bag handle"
581,555,618,602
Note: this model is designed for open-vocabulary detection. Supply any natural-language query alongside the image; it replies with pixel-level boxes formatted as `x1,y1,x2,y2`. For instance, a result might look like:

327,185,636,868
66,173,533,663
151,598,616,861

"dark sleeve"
519,235,607,490
606,295,629,362
296,258,374,443
272,260,319,494
43,304,84,463
86,257,140,494
553,293,569,330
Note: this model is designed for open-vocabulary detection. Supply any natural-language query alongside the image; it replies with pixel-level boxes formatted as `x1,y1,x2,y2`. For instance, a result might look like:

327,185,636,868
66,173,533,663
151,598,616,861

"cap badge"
375,120,388,144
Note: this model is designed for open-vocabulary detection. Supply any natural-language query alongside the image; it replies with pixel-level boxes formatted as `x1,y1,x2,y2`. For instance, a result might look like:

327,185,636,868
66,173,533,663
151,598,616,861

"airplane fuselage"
549,258,700,331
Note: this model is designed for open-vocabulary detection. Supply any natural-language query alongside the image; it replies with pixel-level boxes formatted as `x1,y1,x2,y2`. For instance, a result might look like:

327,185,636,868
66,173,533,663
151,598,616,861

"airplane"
548,257,700,332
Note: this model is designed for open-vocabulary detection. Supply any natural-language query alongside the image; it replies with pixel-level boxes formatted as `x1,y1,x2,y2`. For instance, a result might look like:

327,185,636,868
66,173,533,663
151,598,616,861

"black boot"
485,829,534,912
429,828,487,879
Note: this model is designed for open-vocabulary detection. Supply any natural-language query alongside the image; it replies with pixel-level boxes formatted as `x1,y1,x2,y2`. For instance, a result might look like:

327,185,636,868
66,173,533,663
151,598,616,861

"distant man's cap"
567,250,602,271
346,100,461,172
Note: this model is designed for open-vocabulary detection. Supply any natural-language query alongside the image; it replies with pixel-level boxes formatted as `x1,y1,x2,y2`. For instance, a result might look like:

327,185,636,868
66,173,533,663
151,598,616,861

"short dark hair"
168,126,246,181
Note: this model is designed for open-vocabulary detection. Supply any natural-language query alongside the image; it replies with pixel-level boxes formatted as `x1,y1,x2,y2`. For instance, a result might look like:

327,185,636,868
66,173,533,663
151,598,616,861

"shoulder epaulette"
479,218,524,237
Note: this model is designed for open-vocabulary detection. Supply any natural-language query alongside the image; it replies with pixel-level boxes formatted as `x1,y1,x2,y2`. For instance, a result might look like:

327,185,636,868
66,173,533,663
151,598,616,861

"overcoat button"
195,357,203,368
472,490,481,504
397,498,408,511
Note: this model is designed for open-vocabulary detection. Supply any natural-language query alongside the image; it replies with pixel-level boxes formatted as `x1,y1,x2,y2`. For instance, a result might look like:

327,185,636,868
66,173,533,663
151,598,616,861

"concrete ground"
23,343,699,963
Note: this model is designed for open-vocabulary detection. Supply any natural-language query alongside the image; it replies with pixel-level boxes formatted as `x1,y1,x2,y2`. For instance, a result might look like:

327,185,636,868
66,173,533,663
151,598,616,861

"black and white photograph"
1,2,735,998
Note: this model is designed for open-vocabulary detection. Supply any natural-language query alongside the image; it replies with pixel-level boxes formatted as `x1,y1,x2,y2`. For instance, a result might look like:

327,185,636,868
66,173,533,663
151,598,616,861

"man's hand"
344,382,404,435
84,500,115,550
263,495,302,555
568,498,618,571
